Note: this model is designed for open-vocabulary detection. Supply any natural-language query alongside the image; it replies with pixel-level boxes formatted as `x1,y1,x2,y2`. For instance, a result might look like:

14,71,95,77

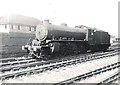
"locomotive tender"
22,20,110,59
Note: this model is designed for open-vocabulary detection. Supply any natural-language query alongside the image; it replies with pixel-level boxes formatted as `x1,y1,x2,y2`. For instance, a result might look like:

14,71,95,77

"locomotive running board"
51,40,88,42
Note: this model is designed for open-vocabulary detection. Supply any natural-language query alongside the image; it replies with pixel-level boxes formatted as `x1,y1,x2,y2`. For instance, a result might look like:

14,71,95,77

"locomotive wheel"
39,47,52,59
50,42,60,53
27,49,30,53
30,50,42,59
29,52,37,59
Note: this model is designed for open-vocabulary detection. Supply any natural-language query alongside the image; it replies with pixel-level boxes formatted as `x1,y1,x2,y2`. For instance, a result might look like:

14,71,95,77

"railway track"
55,62,120,85
0,57,37,71
98,72,120,84
1,49,118,73
0,55,32,63
0,59,38,72
0,50,119,81
1,45,118,63
0,47,120,72
1,50,118,73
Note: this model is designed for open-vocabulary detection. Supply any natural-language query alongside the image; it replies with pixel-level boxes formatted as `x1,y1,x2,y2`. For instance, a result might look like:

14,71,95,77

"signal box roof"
0,14,41,26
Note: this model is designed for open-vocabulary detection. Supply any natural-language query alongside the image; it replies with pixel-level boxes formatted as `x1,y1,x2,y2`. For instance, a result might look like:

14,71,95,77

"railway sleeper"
12,68,20,71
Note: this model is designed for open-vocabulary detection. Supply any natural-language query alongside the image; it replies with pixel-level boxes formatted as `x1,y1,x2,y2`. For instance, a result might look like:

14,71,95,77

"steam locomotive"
22,20,110,59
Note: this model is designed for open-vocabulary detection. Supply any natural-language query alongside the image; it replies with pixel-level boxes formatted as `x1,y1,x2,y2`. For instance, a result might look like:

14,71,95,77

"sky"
0,0,119,37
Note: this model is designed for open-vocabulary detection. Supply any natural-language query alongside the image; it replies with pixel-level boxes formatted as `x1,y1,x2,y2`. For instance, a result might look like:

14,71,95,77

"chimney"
44,19,50,24
61,23,67,26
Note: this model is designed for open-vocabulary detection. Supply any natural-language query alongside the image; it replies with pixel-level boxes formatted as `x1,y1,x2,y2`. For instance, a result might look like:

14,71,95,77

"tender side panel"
94,31,110,45
87,29,110,51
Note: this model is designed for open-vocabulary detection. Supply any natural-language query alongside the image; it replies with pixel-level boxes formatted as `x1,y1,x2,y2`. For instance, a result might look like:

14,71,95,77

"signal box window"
17,26,20,30
13,25,19,30
0,24,6,29
0,24,9,33
5,24,7,29
34,28,36,31
29,27,31,31
31,27,35,31
10,25,13,29
0,24,9,29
